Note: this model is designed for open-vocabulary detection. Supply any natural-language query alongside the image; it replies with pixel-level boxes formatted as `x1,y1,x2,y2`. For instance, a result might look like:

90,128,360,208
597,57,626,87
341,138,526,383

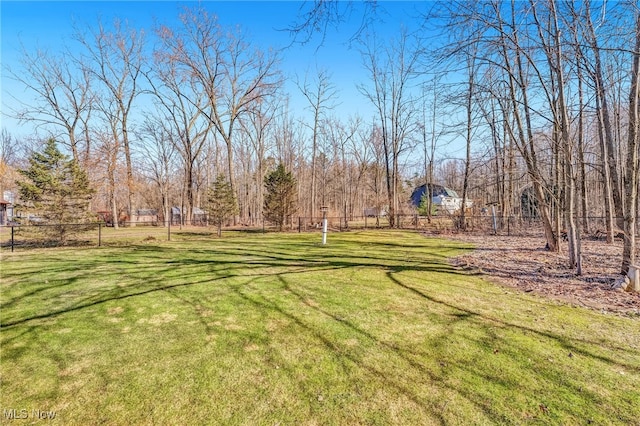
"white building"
410,184,472,214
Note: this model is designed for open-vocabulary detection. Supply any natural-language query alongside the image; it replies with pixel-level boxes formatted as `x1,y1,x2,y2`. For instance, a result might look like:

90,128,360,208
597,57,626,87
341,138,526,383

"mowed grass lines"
1,230,639,425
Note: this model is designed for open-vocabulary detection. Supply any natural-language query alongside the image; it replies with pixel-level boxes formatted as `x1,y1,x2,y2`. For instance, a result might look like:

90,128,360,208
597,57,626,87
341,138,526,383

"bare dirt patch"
441,233,640,316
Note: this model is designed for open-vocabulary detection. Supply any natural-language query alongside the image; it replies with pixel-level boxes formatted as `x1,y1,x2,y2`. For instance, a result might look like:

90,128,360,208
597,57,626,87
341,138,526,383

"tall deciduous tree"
94,107,123,229
137,116,177,228
8,48,94,164
264,163,297,231
239,99,277,225
16,139,94,242
147,49,211,225
157,6,281,225
78,18,145,224
420,79,442,224
358,29,420,227
582,0,625,233
530,0,582,272
488,0,559,252
297,68,338,222
622,10,640,275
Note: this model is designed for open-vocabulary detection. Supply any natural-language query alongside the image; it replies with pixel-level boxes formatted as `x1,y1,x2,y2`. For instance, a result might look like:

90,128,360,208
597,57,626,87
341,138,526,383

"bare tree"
0,130,19,199
324,116,358,223
529,0,582,271
239,98,278,225
137,116,177,227
157,7,281,224
286,0,378,46
576,58,590,234
364,125,387,225
622,9,640,275
583,1,625,233
77,19,145,224
296,68,338,222
7,48,93,164
486,0,559,251
346,115,370,217
475,70,515,225
147,49,211,225
358,29,421,227
460,37,480,231
93,104,122,229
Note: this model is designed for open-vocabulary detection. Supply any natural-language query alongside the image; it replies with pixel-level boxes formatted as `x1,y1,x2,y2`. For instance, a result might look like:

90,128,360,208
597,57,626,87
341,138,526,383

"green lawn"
1,230,639,425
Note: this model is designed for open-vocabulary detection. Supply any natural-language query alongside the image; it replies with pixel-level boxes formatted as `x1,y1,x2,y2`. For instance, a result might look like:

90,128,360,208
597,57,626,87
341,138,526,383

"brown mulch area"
439,232,640,317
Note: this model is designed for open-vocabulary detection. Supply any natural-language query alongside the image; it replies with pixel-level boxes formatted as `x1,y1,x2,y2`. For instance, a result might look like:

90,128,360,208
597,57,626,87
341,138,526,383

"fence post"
298,217,301,233
491,205,497,235
168,220,171,241
11,226,15,252
98,223,102,247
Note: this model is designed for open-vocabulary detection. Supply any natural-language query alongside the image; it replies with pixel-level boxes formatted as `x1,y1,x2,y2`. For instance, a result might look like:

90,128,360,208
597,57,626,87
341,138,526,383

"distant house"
0,191,15,225
0,198,10,225
192,207,207,225
136,209,158,225
171,207,183,225
363,207,387,217
410,183,472,214
171,207,207,225
97,210,128,227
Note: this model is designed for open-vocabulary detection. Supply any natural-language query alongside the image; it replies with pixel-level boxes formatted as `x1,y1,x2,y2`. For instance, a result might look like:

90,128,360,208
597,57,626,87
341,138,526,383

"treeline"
1,1,638,274
433,0,639,274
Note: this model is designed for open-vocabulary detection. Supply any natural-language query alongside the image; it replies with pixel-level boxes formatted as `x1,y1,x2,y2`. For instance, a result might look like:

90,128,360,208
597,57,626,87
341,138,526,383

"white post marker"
321,206,328,245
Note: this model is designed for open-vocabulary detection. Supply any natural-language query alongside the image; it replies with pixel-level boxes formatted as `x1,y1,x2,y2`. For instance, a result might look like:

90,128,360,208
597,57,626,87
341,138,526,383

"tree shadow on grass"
0,228,478,328
238,267,639,423
230,274,452,424
386,271,640,373
4,241,440,328
2,235,639,423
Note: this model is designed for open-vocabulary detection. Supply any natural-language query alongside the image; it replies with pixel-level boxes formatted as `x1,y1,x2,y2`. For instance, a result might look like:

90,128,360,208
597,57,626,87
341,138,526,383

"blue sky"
1,1,441,152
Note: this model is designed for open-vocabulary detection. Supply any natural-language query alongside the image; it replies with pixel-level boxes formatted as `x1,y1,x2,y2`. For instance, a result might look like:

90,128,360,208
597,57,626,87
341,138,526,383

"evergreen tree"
417,192,436,216
17,139,94,243
207,174,238,237
263,163,297,231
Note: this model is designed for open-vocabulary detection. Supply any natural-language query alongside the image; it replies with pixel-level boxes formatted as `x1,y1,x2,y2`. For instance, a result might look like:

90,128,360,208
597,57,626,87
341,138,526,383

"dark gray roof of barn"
410,184,460,206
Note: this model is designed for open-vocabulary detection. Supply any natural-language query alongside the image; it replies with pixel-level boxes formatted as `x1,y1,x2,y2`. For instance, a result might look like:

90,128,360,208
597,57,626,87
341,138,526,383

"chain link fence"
1,215,627,252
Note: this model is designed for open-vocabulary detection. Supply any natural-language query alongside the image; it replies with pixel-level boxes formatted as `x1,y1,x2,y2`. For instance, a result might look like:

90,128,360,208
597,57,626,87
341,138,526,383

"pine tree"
17,139,94,243
207,174,238,237
263,163,297,231
417,192,436,216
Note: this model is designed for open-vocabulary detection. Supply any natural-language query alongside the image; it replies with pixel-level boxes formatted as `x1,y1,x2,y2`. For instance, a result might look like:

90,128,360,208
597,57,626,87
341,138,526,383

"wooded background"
1,1,638,273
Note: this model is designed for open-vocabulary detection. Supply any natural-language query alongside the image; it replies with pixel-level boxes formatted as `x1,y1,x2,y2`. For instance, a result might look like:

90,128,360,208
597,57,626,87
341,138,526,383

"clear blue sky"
1,1,447,154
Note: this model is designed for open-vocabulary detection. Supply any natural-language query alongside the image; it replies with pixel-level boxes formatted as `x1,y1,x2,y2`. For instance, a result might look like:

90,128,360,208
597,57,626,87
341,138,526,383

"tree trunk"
577,62,589,234
596,91,616,244
108,144,119,230
622,12,640,275
585,2,625,229
224,130,237,226
122,120,135,227
556,37,581,272
495,1,558,251
461,51,475,231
